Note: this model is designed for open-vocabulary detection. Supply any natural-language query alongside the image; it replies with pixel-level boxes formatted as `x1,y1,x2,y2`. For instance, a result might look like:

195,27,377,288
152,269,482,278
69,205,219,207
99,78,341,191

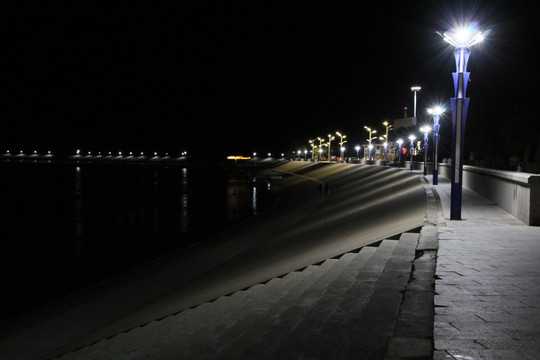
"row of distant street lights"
304,131,348,161
2,149,188,158
294,22,486,221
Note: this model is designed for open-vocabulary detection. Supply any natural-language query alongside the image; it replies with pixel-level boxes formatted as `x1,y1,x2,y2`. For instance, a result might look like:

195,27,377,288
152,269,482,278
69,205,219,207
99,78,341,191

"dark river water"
0,162,273,317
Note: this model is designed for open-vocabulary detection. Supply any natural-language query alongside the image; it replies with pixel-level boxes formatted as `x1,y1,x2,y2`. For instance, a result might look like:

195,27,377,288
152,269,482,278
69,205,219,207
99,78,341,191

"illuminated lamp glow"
438,22,487,49
427,106,445,116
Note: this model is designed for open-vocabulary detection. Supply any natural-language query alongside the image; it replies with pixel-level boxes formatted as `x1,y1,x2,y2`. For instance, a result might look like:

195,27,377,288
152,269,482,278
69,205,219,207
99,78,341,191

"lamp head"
427,106,445,116
438,22,487,49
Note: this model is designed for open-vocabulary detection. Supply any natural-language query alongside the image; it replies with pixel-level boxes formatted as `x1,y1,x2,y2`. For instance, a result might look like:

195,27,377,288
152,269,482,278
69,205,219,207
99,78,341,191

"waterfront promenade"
0,162,539,359
432,176,540,359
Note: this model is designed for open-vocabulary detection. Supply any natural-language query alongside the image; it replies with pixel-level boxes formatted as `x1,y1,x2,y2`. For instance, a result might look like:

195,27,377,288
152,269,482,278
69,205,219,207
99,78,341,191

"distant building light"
227,155,252,161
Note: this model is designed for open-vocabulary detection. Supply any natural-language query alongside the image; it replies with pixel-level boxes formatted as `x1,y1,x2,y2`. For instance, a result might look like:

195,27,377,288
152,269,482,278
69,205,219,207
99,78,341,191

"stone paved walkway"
430,176,540,359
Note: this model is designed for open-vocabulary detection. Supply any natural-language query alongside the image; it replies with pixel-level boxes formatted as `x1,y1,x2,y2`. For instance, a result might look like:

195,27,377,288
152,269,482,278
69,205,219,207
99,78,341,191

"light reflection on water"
0,163,272,316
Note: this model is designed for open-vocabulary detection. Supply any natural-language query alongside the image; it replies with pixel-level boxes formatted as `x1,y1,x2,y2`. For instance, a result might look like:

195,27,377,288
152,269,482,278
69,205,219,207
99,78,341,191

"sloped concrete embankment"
0,163,426,360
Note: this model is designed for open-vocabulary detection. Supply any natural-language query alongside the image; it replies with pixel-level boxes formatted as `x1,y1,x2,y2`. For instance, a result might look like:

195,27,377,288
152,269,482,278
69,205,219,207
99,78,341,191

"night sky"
3,1,539,160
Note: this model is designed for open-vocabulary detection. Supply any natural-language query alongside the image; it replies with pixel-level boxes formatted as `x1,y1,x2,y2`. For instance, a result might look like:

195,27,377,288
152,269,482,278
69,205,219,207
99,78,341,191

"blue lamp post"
428,106,445,185
420,126,431,175
438,23,486,220
396,139,403,168
408,135,416,171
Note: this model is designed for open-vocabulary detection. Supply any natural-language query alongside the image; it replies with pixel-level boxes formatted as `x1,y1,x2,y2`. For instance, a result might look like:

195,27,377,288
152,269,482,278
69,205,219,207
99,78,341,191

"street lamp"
355,145,360,159
336,131,347,161
364,126,377,160
428,106,445,185
411,86,421,118
396,139,404,168
420,125,432,175
304,149,307,160
408,135,416,171
382,121,393,161
327,134,335,161
309,139,316,160
316,137,326,160
368,144,374,163
438,23,486,220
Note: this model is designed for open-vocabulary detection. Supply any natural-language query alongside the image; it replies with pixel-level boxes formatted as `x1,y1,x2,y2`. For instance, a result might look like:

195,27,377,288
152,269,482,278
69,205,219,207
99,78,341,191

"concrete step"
180,259,346,359
210,253,360,360
231,246,381,360
64,260,341,359
261,241,399,360
337,233,419,359
55,235,418,360
175,269,315,358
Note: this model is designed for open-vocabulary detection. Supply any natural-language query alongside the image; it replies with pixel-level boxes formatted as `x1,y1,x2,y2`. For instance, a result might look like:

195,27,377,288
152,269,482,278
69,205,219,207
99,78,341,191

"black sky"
3,1,539,160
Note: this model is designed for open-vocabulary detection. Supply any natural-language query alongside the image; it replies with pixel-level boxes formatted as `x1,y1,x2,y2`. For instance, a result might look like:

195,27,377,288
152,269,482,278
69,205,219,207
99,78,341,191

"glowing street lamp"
316,137,326,160
420,126,431,175
355,145,360,159
304,149,307,160
364,126,377,160
411,86,421,118
438,22,486,220
396,139,404,168
327,134,335,161
309,139,316,160
428,106,445,184
336,131,347,160
382,121,393,161
408,135,416,171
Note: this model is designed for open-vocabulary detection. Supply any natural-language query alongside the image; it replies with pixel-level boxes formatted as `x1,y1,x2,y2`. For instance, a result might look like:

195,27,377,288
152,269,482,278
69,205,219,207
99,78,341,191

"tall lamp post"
364,126,377,160
317,137,325,160
396,139,403,168
411,86,421,119
336,131,347,161
327,134,335,161
420,126,431,175
438,24,486,220
382,121,393,161
408,135,416,171
428,106,445,185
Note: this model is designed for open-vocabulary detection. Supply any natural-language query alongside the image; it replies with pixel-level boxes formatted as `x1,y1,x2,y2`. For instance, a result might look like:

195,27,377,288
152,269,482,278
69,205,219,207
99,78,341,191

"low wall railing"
438,163,540,226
